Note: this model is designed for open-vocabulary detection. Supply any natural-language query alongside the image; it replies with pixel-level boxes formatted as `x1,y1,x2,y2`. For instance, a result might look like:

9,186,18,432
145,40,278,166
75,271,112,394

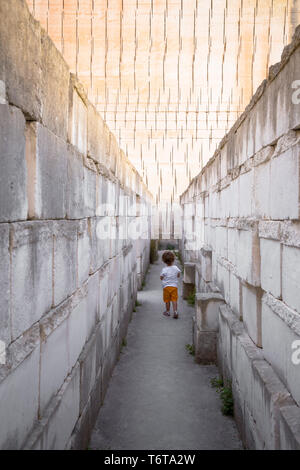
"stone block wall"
180,27,300,449
0,0,152,450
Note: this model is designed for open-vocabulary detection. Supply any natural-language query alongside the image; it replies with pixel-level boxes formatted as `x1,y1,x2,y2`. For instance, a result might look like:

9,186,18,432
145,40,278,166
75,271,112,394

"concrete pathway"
89,254,243,450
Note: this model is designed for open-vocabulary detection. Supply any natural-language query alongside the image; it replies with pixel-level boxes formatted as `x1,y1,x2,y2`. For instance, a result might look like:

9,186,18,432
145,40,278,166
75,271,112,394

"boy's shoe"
173,312,179,319
163,311,170,317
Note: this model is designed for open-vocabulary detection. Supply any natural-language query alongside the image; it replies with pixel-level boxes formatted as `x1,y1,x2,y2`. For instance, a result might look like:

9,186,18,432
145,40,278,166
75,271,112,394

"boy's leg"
163,301,171,316
172,288,179,318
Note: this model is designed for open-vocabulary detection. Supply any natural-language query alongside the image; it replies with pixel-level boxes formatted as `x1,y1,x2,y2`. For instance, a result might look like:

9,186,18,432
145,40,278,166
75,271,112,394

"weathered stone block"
279,405,300,450
90,217,108,273
239,170,254,217
229,271,240,317
67,296,88,369
29,124,68,219
237,229,260,286
260,238,281,299
40,316,69,413
53,221,77,306
194,329,217,364
79,335,97,414
40,30,69,140
11,221,53,340
262,295,300,408
282,245,300,313
270,145,300,220
0,346,40,449
0,104,27,222
69,86,87,156
0,224,10,344
42,365,80,450
183,262,195,284
66,146,84,219
83,167,97,216
0,0,41,120
86,273,99,338
254,160,271,218
99,268,109,322
200,246,212,282
182,282,194,300
251,360,292,449
216,262,230,302
87,103,105,163
77,219,91,286
241,282,263,347
196,292,225,332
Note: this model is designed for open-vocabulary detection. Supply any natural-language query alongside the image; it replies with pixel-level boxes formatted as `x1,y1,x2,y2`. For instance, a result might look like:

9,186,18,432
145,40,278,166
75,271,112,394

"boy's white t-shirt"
160,265,181,288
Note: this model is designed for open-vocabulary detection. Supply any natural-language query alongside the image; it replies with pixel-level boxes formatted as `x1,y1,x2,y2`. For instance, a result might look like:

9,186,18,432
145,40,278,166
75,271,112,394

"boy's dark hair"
162,251,175,266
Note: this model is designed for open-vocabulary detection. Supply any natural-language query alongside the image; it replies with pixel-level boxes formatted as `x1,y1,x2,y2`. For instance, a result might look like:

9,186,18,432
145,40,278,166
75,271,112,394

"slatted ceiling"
27,0,300,206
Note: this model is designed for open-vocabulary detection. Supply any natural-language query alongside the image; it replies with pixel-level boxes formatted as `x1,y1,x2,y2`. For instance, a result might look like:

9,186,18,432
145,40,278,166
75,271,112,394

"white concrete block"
67,297,88,370
228,178,239,218
86,273,99,338
0,104,27,222
34,124,68,219
279,405,300,450
11,222,53,340
66,146,84,219
196,292,225,332
183,262,195,284
215,226,228,259
229,271,240,317
0,224,10,344
282,245,300,313
242,283,262,347
77,219,91,286
71,89,87,156
227,228,238,267
237,229,260,286
239,170,254,217
254,161,270,218
53,221,77,306
43,365,80,450
216,262,230,303
200,247,212,282
99,269,109,322
251,359,292,449
270,145,300,220
83,167,96,216
0,346,39,449
79,335,97,414
40,318,69,413
260,238,281,299
262,296,300,407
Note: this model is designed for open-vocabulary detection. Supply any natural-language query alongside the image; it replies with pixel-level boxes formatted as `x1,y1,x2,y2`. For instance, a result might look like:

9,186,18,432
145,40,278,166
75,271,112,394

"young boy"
160,251,181,319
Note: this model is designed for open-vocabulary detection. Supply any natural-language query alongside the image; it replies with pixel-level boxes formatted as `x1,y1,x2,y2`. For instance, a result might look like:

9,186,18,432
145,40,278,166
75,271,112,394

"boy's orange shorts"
163,286,178,302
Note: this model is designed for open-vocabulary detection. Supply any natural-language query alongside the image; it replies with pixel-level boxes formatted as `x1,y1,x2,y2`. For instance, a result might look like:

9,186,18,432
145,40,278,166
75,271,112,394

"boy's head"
162,251,175,266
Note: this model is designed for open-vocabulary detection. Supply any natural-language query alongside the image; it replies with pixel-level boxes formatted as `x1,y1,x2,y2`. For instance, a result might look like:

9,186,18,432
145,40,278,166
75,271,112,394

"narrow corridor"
89,253,242,450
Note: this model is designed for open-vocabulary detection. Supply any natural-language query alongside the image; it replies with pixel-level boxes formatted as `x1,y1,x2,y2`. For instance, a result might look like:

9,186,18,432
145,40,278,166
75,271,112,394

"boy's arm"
160,275,164,280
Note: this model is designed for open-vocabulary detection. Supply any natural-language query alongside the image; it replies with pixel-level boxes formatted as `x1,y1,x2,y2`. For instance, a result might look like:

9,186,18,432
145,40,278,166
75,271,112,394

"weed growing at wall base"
211,377,234,416
186,287,196,305
185,344,195,356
